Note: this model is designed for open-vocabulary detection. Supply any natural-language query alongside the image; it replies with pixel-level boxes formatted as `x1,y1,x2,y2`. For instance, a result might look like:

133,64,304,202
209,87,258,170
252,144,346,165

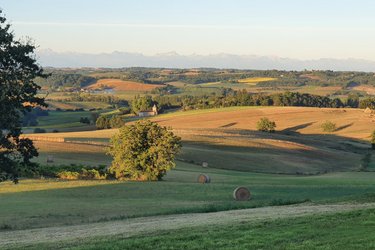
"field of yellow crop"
238,77,277,84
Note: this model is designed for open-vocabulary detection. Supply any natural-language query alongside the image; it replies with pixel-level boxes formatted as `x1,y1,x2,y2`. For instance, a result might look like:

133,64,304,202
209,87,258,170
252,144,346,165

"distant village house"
138,104,158,117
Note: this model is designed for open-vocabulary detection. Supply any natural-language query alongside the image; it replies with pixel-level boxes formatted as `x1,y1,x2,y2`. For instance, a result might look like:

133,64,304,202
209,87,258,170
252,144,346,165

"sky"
2,0,375,60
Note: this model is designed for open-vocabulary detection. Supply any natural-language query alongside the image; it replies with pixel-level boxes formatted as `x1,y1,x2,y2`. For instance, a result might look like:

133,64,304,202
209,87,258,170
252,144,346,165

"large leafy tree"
107,120,181,181
131,95,153,114
0,10,46,183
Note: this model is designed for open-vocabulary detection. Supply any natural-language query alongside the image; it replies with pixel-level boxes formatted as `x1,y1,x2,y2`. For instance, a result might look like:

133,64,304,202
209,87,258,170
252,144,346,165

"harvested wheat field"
152,107,374,140
86,78,163,91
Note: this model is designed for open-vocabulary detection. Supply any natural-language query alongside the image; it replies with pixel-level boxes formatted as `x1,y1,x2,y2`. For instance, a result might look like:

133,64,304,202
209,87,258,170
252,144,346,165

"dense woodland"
151,91,356,111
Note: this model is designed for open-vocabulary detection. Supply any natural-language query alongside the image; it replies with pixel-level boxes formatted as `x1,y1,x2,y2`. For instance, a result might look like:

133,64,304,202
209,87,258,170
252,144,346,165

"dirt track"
1,202,374,248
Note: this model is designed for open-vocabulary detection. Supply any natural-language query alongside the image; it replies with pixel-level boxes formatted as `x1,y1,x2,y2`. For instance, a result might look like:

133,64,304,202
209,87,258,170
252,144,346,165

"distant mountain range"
37,49,375,72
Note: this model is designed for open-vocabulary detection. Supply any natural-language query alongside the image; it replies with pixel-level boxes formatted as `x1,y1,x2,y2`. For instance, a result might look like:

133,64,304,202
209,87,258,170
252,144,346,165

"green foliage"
56,171,80,180
96,115,124,129
57,93,128,105
321,121,336,133
256,117,276,133
152,90,344,111
371,130,375,149
359,97,375,109
118,107,131,115
346,94,359,108
80,169,107,180
35,72,96,89
95,116,111,129
35,164,107,178
109,115,125,128
0,11,47,183
107,120,181,181
57,169,107,180
131,95,153,114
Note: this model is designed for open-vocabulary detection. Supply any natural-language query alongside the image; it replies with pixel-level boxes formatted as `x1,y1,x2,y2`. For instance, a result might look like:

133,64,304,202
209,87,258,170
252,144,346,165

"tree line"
137,90,375,113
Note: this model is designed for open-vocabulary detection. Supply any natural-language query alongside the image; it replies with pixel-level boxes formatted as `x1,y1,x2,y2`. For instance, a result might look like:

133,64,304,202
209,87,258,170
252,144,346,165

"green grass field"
1,161,375,232
34,208,374,250
24,110,112,133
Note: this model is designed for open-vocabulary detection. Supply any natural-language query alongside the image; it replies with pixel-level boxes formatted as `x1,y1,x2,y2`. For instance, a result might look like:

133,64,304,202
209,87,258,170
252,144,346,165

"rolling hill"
27,106,374,174
86,78,164,92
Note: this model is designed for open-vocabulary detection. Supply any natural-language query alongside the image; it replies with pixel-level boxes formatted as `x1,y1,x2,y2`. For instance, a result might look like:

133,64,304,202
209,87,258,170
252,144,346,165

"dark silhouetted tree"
0,10,47,183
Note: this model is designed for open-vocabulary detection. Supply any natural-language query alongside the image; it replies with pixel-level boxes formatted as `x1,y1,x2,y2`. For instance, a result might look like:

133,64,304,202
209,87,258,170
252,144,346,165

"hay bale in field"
233,187,251,201
202,162,209,168
197,174,211,184
46,155,54,163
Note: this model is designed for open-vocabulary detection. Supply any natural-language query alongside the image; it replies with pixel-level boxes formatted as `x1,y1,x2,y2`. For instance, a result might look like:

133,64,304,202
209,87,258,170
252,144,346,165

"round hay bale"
197,174,211,184
233,187,251,201
202,162,209,168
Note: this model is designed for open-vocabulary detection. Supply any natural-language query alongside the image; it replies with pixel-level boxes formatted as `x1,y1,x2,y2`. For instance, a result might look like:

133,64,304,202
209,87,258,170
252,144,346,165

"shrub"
119,107,131,115
36,164,108,178
371,130,375,150
96,116,111,129
80,169,107,180
57,171,80,180
256,117,276,133
33,128,46,133
321,121,336,133
109,115,125,128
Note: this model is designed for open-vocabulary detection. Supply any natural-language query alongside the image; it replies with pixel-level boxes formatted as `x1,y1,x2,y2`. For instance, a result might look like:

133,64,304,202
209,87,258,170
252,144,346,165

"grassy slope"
55,209,375,250
2,204,375,249
1,161,375,231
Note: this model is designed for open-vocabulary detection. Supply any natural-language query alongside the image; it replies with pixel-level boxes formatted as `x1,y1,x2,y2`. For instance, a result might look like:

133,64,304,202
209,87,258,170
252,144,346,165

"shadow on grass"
220,122,237,128
335,123,354,132
281,122,316,134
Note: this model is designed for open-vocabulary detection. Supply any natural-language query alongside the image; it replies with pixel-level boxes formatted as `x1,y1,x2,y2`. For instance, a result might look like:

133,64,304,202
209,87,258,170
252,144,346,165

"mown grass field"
31,208,374,250
1,161,375,232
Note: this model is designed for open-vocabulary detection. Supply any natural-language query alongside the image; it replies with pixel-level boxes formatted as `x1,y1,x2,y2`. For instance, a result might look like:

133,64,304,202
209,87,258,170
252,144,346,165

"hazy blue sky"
2,0,375,60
